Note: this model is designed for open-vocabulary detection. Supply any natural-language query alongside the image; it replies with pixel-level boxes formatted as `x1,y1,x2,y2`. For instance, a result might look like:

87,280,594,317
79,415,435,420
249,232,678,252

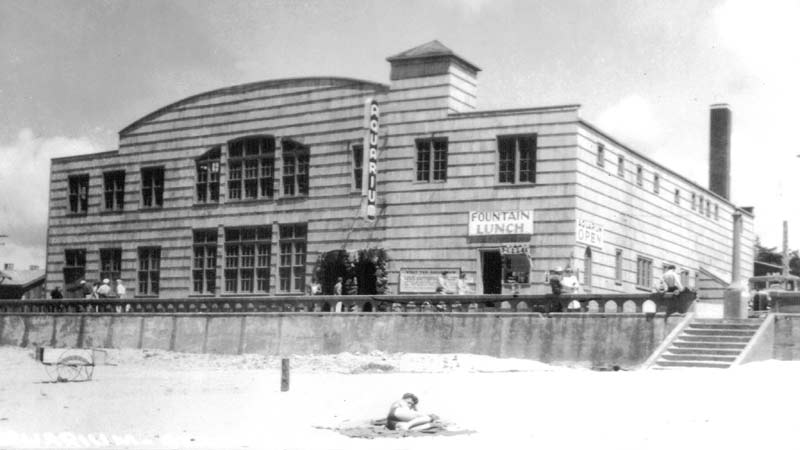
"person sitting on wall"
50,286,63,300
386,393,439,431
561,268,584,294
436,272,449,294
549,267,564,295
96,279,112,298
661,265,683,293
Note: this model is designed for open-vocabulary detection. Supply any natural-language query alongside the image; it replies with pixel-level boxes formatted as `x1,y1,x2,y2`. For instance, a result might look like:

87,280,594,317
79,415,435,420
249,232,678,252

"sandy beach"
0,346,798,449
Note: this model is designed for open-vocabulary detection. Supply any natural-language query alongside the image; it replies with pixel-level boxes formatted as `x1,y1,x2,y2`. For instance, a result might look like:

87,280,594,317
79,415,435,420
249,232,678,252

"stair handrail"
640,311,696,369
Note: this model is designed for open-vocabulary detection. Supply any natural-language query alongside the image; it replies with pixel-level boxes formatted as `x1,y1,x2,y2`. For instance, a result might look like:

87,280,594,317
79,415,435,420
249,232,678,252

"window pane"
498,138,515,183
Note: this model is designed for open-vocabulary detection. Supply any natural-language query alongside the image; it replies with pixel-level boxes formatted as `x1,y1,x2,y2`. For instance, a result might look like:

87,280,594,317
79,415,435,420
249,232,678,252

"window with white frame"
415,138,448,182
281,139,309,196
103,171,125,211
137,247,161,295
597,143,605,167
196,147,221,203
279,224,307,293
193,229,218,294
227,137,275,201
636,256,653,289
351,143,363,191
68,174,89,214
224,227,270,293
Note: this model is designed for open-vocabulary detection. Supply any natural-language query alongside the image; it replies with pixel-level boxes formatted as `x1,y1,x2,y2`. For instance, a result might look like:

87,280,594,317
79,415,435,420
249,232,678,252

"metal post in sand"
281,358,290,392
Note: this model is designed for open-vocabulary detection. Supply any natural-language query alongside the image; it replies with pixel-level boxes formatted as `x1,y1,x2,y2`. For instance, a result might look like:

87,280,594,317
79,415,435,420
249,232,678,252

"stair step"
677,335,751,343
654,360,731,369
667,347,741,356
692,319,763,325
672,341,747,349
660,353,736,362
683,329,756,337
688,323,761,330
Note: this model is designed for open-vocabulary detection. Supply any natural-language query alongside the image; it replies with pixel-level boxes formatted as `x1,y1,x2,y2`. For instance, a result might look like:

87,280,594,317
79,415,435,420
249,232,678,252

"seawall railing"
0,291,695,315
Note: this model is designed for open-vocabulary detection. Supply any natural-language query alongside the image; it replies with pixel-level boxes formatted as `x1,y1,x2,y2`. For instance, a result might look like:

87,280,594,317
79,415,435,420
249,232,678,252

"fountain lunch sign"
468,210,534,236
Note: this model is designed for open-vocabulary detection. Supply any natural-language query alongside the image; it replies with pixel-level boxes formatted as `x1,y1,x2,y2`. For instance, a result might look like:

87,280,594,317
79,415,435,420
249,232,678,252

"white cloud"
713,0,800,250
595,94,664,149
434,0,507,18
0,129,99,268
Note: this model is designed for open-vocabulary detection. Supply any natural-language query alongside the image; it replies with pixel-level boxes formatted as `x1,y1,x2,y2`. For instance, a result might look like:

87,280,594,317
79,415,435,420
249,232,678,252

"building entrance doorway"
481,250,502,294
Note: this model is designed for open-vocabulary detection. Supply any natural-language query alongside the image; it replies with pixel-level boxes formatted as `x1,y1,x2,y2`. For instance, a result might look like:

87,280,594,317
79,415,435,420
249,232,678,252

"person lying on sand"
386,393,438,431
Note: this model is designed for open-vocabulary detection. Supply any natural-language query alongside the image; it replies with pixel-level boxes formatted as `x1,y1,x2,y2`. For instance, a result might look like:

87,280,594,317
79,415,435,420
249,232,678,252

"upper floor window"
100,248,122,282
617,156,625,178
596,143,605,167
282,139,309,196
141,167,164,208
674,189,680,205
193,229,218,294
279,223,307,293
196,147,220,203
351,143,363,191
653,174,660,194
714,204,719,220
68,174,89,215
103,171,125,211
706,200,712,218
636,256,653,289
137,247,161,295
636,165,643,187
498,134,537,184
224,226,270,294
691,193,697,211
416,138,448,182
699,195,704,214
228,137,274,201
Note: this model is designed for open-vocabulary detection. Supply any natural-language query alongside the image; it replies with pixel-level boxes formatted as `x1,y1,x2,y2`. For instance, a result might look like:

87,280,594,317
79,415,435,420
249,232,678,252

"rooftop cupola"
386,40,481,115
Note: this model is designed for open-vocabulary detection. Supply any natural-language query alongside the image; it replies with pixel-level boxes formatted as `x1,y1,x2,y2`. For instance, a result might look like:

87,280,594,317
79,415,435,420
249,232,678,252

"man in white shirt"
661,265,683,293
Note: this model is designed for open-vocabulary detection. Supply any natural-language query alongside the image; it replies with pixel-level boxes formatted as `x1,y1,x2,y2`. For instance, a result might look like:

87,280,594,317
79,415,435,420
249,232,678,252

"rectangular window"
636,256,653,289
714,204,719,220
279,223,307,293
352,143,363,190
617,156,625,178
224,226,270,293
99,248,122,283
63,249,86,288
103,171,125,211
699,195,704,214
706,200,711,218
196,148,221,203
68,174,89,214
497,135,537,184
193,230,218,294
415,138,448,182
596,143,605,167
228,137,275,201
691,193,696,211
137,247,161,295
653,174,660,194
636,165,643,187
282,140,310,196
674,189,680,205
615,249,623,284
141,167,164,208
680,270,689,288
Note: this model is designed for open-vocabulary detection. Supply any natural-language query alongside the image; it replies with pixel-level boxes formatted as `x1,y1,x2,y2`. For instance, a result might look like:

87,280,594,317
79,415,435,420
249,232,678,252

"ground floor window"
100,248,122,282
193,230,218,294
138,247,161,295
279,224,307,293
224,226,270,293
636,256,652,289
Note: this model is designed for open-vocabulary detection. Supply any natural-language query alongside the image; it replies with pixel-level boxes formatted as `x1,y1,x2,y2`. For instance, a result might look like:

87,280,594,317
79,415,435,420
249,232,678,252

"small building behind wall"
45,40,754,300
0,265,46,300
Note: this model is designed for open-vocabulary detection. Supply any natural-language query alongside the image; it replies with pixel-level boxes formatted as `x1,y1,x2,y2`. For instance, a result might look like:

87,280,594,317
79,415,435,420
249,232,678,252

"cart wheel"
57,354,93,382
56,363,81,382
44,364,59,382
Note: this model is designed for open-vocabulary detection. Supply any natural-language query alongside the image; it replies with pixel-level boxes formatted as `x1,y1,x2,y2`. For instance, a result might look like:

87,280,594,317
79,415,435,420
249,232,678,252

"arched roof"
120,77,389,136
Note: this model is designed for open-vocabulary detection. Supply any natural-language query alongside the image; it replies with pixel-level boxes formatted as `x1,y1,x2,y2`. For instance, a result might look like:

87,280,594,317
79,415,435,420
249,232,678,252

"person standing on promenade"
661,265,683,293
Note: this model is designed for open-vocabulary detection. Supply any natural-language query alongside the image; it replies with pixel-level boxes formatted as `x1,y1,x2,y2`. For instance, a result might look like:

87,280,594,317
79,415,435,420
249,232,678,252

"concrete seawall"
0,313,683,368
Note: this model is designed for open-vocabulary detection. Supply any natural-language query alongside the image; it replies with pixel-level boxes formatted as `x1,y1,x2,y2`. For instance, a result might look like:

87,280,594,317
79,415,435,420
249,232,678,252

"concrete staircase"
652,318,763,369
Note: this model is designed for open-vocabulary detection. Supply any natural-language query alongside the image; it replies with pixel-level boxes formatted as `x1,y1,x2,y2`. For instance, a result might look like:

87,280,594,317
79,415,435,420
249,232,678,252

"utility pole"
783,221,789,277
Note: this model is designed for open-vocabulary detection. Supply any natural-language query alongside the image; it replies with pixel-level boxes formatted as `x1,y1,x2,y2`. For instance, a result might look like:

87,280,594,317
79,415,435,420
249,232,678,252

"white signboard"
468,210,534,236
577,218,604,249
399,268,460,294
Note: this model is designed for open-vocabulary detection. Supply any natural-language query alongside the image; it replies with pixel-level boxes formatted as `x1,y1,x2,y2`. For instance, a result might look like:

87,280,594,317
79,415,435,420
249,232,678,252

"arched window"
584,247,593,291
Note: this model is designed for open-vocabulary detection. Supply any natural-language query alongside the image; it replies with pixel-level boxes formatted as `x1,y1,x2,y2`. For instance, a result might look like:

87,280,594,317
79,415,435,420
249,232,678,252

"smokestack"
709,104,732,200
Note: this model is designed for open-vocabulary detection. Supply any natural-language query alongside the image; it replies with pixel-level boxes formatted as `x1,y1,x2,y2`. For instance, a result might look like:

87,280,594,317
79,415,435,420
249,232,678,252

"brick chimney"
709,104,732,200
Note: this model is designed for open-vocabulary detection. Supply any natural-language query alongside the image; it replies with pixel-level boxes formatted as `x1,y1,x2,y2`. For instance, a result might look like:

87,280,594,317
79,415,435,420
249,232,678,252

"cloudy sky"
1,0,799,268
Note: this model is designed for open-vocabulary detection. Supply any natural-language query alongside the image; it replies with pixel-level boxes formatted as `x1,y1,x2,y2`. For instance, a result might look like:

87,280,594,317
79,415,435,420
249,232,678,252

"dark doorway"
316,250,349,295
354,260,377,294
482,250,502,294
